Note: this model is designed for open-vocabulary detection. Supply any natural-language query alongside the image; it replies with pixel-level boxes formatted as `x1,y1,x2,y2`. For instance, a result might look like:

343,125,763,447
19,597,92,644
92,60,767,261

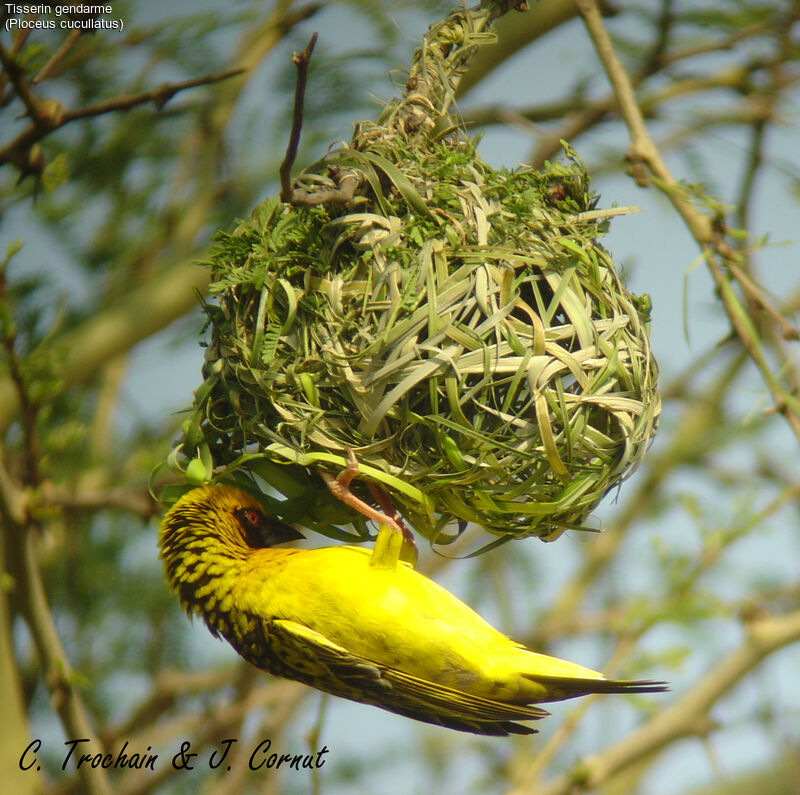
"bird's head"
158,485,304,610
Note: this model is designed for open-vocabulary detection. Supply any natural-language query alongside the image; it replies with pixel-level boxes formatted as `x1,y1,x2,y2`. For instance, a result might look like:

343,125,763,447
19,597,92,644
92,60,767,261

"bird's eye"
233,505,304,549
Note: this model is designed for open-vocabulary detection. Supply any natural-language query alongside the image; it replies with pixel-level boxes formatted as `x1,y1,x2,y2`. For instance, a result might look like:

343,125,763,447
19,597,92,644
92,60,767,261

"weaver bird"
159,484,667,736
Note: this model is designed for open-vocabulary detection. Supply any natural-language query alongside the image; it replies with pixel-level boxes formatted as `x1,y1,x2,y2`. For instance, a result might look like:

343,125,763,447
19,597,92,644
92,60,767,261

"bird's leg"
319,448,403,534
320,449,418,566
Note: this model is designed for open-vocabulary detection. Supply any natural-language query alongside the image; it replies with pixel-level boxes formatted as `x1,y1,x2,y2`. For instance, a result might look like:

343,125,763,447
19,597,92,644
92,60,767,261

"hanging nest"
168,0,660,546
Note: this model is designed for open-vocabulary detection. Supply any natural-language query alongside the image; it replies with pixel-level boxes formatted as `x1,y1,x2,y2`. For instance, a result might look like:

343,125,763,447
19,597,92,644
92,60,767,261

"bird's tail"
522,672,669,702
509,648,668,703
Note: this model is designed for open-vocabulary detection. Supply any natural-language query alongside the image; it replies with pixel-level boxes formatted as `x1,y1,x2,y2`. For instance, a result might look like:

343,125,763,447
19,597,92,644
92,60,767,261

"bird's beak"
266,520,306,545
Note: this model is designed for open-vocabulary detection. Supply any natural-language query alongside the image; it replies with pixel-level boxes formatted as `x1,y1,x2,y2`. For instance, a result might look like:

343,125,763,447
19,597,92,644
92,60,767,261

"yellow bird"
158,484,667,736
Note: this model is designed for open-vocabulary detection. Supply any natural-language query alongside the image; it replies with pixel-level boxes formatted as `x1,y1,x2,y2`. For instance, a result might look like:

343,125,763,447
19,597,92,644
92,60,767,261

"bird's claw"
319,448,417,564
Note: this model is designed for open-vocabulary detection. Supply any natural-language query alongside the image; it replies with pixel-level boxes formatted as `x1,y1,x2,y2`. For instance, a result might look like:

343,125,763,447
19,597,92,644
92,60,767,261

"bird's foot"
319,448,418,564
319,448,403,533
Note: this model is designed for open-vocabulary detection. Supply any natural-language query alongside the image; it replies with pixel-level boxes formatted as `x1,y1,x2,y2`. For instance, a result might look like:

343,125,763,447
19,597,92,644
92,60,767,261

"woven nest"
170,1,660,546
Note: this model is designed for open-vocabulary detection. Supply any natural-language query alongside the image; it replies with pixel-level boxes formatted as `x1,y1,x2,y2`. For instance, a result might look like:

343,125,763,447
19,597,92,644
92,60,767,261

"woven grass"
170,1,660,545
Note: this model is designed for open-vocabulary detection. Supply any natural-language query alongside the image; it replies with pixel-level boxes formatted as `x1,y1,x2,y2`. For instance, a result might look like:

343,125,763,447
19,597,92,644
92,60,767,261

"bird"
158,483,668,736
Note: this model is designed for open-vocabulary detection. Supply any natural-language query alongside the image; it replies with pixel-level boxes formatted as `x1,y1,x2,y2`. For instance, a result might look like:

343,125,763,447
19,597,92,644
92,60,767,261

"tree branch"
0,268,41,487
38,485,158,519
574,0,800,443
0,59,244,169
1,501,112,795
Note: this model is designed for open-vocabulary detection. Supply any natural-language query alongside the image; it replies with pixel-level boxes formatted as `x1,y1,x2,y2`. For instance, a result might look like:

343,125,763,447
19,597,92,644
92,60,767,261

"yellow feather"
369,523,404,569
158,484,667,735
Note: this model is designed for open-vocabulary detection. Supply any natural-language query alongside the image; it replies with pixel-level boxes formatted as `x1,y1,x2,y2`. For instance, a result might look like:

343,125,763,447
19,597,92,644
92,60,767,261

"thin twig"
38,485,158,518
210,680,308,795
516,493,751,790
0,38,48,122
661,20,775,67
0,336,39,486
9,24,32,57
0,66,245,168
65,67,246,118
33,29,83,83
638,0,674,77
520,61,759,166
727,260,799,341
279,32,318,202
306,693,329,795
731,13,800,356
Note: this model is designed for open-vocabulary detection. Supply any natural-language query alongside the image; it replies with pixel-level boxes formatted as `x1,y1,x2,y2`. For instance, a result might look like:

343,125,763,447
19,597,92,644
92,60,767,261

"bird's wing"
265,618,548,736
